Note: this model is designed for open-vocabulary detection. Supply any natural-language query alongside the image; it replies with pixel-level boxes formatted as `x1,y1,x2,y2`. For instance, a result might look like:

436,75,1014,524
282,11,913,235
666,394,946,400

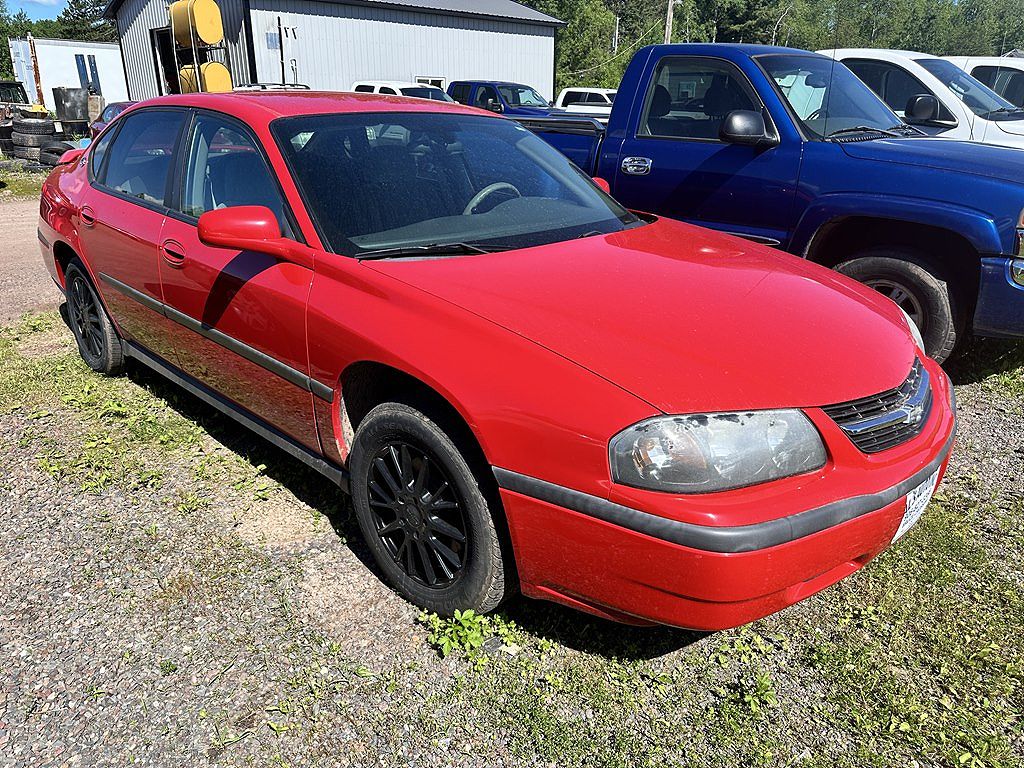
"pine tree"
57,0,116,43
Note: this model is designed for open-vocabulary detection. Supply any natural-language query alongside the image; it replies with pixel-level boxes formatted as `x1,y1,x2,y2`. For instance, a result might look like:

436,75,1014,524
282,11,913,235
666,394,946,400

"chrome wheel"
864,277,925,331
69,273,104,360
367,440,468,588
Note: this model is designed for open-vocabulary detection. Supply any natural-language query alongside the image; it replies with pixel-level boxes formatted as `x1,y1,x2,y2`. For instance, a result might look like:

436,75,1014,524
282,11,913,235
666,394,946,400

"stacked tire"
11,115,57,162
0,122,13,157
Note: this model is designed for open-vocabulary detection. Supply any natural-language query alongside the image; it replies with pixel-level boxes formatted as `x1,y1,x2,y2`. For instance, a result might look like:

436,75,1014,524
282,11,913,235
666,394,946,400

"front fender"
791,194,1007,258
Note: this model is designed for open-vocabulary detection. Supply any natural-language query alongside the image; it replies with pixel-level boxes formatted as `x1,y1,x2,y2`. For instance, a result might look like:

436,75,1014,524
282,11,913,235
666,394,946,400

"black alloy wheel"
64,262,124,375
367,440,468,588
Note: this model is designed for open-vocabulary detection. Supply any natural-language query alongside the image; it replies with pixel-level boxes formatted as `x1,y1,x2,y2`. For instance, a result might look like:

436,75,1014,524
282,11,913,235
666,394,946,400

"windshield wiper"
825,125,899,139
887,123,921,134
983,107,1024,117
356,242,503,261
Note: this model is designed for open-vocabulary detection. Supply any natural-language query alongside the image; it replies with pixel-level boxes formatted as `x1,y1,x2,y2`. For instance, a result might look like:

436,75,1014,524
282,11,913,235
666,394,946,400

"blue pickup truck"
520,43,1024,362
448,80,563,118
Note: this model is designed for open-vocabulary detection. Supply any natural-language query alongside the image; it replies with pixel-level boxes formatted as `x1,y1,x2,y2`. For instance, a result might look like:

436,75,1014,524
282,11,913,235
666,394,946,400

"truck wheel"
350,402,509,616
65,262,124,375
835,249,958,363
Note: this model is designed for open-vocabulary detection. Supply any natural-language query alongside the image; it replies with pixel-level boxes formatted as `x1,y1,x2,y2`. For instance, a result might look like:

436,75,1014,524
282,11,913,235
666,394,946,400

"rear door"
613,55,801,246
157,109,319,449
77,107,188,361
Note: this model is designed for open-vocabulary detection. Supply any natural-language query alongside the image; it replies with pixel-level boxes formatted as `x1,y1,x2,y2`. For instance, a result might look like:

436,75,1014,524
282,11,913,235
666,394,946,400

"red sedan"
38,92,956,630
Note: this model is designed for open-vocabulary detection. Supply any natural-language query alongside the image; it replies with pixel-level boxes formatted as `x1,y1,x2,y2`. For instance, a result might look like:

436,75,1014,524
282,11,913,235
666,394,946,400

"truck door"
612,55,801,247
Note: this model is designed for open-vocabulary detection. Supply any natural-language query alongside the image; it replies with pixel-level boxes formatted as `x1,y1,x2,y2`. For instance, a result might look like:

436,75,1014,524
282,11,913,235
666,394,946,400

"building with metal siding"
103,0,561,101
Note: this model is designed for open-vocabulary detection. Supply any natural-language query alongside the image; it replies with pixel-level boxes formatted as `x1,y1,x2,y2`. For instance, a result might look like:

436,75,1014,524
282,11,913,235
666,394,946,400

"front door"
613,55,801,246
158,110,318,449
77,107,188,362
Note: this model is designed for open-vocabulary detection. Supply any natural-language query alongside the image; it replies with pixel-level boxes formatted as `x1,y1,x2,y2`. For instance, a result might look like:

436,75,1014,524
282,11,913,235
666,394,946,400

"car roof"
647,42,826,59
351,80,440,89
124,91,487,126
826,48,932,60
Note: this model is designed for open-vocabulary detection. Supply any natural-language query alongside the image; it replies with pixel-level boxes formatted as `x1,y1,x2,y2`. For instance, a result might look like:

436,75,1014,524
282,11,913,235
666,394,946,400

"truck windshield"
0,82,28,103
399,87,453,102
915,58,1020,118
498,85,548,107
273,112,638,256
759,54,902,139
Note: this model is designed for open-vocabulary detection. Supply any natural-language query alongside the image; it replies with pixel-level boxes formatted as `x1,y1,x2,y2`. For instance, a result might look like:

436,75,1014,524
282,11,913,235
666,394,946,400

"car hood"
509,106,564,116
366,218,917,414
840,136,1024,182
994,115,1024,137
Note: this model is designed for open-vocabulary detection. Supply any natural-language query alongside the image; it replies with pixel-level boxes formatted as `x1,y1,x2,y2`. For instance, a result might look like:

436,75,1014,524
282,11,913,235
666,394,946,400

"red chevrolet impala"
38,92,956,630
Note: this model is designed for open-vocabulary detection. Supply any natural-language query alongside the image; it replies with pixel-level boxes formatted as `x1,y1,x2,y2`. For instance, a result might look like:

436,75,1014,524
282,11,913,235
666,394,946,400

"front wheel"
350,402,509,615
835,249,959,363
65,262,124,375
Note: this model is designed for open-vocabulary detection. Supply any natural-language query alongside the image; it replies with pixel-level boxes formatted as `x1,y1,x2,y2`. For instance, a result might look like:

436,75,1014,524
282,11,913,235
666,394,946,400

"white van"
349,81,453,102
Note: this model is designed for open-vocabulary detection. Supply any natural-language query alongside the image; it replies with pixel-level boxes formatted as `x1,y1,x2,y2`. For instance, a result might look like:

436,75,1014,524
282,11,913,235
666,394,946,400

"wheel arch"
51,239,79,287
803,214,983,321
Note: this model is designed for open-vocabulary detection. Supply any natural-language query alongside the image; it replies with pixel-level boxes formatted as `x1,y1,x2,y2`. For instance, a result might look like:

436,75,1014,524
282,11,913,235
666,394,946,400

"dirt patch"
0,199,61,323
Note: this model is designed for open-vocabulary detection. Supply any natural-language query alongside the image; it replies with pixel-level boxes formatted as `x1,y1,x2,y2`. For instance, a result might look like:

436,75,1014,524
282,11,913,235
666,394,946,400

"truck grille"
822,358,932,453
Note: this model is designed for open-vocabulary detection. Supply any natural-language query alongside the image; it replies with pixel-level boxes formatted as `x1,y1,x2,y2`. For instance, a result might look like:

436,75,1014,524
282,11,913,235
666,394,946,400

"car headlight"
899,307,925,352
609,410,826,493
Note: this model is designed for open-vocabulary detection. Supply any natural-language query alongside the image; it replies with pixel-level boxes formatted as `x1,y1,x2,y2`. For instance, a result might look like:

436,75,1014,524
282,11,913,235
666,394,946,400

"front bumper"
973,256,1024,338
495,362,957,631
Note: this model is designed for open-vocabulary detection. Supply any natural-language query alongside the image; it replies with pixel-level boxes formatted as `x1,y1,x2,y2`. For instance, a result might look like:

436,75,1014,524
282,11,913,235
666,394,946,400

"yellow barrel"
170,0,224,47
178,61,232,93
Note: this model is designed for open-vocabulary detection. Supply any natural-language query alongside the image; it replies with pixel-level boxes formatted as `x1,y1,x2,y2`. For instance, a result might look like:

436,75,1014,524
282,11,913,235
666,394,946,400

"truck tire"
13,131,53,147
835,249,958,363
11,145,41,161
12,117,55,135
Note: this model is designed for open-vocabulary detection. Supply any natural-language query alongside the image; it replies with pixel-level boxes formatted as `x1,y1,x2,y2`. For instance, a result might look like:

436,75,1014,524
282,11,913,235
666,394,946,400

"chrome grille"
822,358,933,453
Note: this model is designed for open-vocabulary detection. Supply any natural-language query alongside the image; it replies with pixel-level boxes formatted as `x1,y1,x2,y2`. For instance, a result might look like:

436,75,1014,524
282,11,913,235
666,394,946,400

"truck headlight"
899,307,925,352
609,411,826,494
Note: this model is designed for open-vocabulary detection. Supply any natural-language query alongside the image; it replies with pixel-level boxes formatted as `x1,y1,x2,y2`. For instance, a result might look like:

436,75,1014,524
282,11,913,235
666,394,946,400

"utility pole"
664,0,675,45
613,15,619,53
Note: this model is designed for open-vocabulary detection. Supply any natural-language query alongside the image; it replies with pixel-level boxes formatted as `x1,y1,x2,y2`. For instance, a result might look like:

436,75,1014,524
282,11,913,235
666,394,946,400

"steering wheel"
807,107,828,121
463,182,521,215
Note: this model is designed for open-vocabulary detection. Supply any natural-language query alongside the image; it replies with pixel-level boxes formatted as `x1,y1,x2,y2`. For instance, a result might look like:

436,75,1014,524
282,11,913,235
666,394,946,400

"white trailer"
8,36,129,111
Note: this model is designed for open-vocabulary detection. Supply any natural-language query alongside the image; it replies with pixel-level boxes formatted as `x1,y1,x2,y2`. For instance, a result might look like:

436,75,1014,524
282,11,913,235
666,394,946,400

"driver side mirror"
719,110,778,147
904,94,940,123
198,206,314,269
485,98,504,113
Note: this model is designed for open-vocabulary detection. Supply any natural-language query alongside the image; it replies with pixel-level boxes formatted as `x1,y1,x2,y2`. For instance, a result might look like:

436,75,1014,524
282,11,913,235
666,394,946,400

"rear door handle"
620,156,653,176
80,206,95,227
161,239,186,268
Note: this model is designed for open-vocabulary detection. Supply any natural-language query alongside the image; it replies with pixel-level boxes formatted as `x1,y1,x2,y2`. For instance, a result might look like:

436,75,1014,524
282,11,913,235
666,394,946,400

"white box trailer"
8,36,129,112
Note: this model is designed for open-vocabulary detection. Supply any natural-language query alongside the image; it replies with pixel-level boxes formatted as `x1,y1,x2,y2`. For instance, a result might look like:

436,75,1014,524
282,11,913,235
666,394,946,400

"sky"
10,0,68,21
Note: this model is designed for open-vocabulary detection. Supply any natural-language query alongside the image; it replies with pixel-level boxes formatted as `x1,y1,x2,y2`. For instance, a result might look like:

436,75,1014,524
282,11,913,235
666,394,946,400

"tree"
57,0,116,43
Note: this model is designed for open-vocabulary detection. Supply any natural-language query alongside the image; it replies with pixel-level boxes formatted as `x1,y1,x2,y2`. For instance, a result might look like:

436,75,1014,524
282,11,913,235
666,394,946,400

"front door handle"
80,206,96,227
620,156,653,176
161,239,186,268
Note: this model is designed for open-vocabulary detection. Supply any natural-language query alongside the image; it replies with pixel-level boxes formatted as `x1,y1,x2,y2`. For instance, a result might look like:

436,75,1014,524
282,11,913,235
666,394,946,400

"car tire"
835,249,958,363
65,262,124,375
12,117,55,135
11,131,52,147
350,402,509,615
11,145,40,160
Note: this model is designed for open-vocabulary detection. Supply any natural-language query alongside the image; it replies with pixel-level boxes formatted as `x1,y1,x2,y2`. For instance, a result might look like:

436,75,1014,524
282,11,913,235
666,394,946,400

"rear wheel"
835,249,959,363
350,402,508,615
65,262,124,375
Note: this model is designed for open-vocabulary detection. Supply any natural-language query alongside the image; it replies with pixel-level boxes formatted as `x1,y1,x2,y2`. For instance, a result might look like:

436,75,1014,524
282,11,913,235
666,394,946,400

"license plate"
893,468,939,542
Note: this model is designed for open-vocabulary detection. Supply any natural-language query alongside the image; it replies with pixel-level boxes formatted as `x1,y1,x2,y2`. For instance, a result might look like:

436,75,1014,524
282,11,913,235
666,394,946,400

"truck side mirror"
486,98,503,113
905,94,939,123
719,110,778,147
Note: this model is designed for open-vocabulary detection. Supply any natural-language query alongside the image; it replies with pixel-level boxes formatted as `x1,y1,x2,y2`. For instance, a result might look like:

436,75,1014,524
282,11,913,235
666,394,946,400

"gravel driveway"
1,197,1021,767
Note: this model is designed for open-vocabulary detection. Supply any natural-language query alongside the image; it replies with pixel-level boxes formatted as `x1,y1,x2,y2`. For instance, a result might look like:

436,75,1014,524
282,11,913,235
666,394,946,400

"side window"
177,112,288,234
101,109,185,205
971,65,999,88
475,85,499,108
449,83,470,103
100,105,117,122
380,87,397,95
353,84,374,93
639,57,757,140
585,92,607,104
845,59,951,120
88,125,116,181
563,90,585,105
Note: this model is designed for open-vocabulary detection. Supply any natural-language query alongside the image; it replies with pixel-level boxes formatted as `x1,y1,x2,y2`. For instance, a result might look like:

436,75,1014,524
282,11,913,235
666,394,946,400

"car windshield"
498,85,548,107
400,87,452,102
273,112,639,256
759,54,903,139
0,82,28,103
915,58,1019,117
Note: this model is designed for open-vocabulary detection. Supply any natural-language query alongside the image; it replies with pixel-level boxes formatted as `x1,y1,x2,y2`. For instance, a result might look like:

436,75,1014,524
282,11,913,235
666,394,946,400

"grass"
0,166,46,200
2,311,1023,766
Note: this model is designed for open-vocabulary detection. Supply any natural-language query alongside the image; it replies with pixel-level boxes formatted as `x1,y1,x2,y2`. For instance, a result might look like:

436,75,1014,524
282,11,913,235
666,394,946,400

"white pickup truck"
553,87,616,120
